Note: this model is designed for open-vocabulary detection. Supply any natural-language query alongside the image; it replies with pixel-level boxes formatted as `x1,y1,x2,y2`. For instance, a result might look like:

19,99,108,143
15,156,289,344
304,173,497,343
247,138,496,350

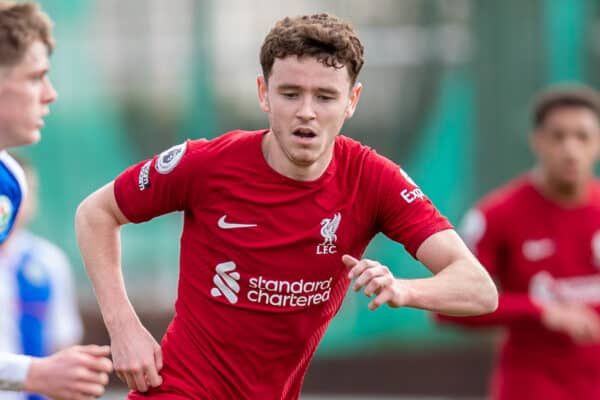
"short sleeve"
373,156,453,257
114,139,206,223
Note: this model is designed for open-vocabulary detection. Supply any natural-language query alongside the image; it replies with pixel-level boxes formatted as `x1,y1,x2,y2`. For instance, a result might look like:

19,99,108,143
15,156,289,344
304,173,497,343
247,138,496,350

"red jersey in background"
438,175,600,400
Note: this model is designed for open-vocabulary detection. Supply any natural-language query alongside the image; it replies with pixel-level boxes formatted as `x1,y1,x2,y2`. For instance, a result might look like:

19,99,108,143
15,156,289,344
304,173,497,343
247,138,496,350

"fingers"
349,260,389,292
154,347,163,372
570,317,600,344
369,290,394,311
145,363,163,388
346,256,375,281
345,255,401,311
570,324,594,344
74,366,110,386
77,344,111,357
116,361,162,392
115,370,128,386
544,304,600,344
121,371,138,392
77,350,113,374
72,380,107,398
133,369,149,392
342,254,359,268
118,367,148,392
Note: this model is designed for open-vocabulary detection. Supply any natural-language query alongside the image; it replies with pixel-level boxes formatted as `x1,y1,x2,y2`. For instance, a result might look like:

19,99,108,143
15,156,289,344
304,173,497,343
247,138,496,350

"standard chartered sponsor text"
247,276,333,307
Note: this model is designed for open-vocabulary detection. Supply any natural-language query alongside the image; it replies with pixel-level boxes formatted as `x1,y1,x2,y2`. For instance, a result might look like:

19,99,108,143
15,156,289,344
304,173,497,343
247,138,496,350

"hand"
24,344,113,400
540,302,600,344
109,318,163,392
343,254,411,311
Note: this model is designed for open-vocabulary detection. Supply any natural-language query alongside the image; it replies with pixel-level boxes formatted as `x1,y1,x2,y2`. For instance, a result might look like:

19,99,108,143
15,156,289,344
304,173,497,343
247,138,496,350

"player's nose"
296,98,316,120
42,76,58,104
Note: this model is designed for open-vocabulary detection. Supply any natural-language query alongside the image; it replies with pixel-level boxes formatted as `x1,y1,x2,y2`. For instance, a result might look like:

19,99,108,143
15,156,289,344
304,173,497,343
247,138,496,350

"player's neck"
262,131,332,182
531,167,590,207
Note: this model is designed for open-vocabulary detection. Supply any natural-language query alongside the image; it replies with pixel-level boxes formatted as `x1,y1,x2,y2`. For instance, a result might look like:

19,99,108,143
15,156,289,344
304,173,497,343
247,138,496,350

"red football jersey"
439,175,600,400
115,130,451,399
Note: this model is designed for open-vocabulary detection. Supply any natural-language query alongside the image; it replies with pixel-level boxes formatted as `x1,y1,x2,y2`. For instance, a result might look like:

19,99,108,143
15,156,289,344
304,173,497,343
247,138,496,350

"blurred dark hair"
532,84,600,129
0,1,54,67
260,13,364,85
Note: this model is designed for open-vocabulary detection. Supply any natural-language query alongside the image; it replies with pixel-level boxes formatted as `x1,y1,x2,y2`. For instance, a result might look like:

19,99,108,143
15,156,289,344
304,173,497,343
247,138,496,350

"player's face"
257,55,361,179
0,40,57,150
531,106,600,188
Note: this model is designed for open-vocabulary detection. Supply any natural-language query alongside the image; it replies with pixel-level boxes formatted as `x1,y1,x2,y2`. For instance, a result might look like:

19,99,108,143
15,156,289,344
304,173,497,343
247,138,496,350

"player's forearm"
75,189,139,334
436,292,542,327
405,259,498,316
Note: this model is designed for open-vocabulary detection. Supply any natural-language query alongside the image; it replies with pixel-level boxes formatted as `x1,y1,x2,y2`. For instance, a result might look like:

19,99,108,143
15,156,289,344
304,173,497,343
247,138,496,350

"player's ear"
257,75,270,113
345,82,362,119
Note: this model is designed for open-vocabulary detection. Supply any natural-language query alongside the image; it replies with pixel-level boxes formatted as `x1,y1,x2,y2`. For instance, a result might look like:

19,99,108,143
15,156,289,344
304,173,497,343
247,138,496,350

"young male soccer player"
76,13,498,399
0,2,113,399
438,85,600,399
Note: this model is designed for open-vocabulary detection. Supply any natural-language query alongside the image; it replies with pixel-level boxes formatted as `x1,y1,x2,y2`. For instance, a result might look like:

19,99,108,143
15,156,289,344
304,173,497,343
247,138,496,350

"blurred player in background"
76,13,498,399
0,2,112,399
437,84,600,399
0,156,84,400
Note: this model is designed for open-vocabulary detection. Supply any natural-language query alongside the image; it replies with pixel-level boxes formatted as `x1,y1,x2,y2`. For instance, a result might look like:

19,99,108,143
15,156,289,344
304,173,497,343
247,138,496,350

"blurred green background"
20,0,600,358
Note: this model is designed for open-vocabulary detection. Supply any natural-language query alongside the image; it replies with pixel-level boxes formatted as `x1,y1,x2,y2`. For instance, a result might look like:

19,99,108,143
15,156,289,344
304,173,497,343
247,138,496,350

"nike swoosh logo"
218,215,257,229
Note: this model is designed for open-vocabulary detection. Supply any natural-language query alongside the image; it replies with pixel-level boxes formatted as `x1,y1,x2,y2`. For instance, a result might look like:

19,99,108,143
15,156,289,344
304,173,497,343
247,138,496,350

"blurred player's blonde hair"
533,84,600,129
0,1,54,67
260,13,364,85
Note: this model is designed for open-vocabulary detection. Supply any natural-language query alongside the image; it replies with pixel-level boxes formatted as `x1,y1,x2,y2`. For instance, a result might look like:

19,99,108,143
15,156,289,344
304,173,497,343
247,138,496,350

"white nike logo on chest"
218,215,257,229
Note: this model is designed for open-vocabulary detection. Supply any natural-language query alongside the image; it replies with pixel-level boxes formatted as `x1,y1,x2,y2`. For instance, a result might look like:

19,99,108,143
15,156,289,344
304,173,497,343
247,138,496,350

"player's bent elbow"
74,193,111,238
75,199,90,231
74,197,94,232
473,274,498,315
481,290,499,315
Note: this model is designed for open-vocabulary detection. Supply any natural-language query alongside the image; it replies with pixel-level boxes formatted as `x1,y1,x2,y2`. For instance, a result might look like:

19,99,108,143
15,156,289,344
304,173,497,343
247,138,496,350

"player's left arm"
345,229,498,316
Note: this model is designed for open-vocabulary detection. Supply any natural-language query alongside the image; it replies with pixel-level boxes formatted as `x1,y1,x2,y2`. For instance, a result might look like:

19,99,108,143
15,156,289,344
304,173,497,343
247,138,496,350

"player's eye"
576,131,591,143
317,95,334,101
549,130,565,142
30,72,46,82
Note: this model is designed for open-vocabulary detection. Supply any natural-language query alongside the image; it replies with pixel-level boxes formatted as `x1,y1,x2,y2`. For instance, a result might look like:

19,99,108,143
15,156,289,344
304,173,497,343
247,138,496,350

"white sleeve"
45,248,83,350
0,353,31,391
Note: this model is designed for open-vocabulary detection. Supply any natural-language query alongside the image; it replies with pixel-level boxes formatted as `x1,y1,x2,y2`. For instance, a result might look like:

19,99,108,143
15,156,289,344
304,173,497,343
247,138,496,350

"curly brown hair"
533,84,600,128
260,13,364,85
0,1,54,67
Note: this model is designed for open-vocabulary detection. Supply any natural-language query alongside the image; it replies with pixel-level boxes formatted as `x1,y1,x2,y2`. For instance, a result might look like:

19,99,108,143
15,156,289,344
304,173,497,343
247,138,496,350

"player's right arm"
75,181,163,392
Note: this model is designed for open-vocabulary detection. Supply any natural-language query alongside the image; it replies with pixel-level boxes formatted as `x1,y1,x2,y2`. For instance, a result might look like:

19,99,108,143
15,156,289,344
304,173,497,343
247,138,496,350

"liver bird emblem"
320,213,341,245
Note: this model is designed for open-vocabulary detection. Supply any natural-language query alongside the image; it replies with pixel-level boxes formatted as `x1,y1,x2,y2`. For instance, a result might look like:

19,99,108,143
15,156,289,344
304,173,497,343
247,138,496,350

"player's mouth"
293,128,317,142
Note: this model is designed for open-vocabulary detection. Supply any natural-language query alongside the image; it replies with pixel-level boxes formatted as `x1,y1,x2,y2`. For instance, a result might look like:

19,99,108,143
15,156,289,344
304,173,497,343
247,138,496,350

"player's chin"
290,152,319,166
5,129,40,148
20,129,41,146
